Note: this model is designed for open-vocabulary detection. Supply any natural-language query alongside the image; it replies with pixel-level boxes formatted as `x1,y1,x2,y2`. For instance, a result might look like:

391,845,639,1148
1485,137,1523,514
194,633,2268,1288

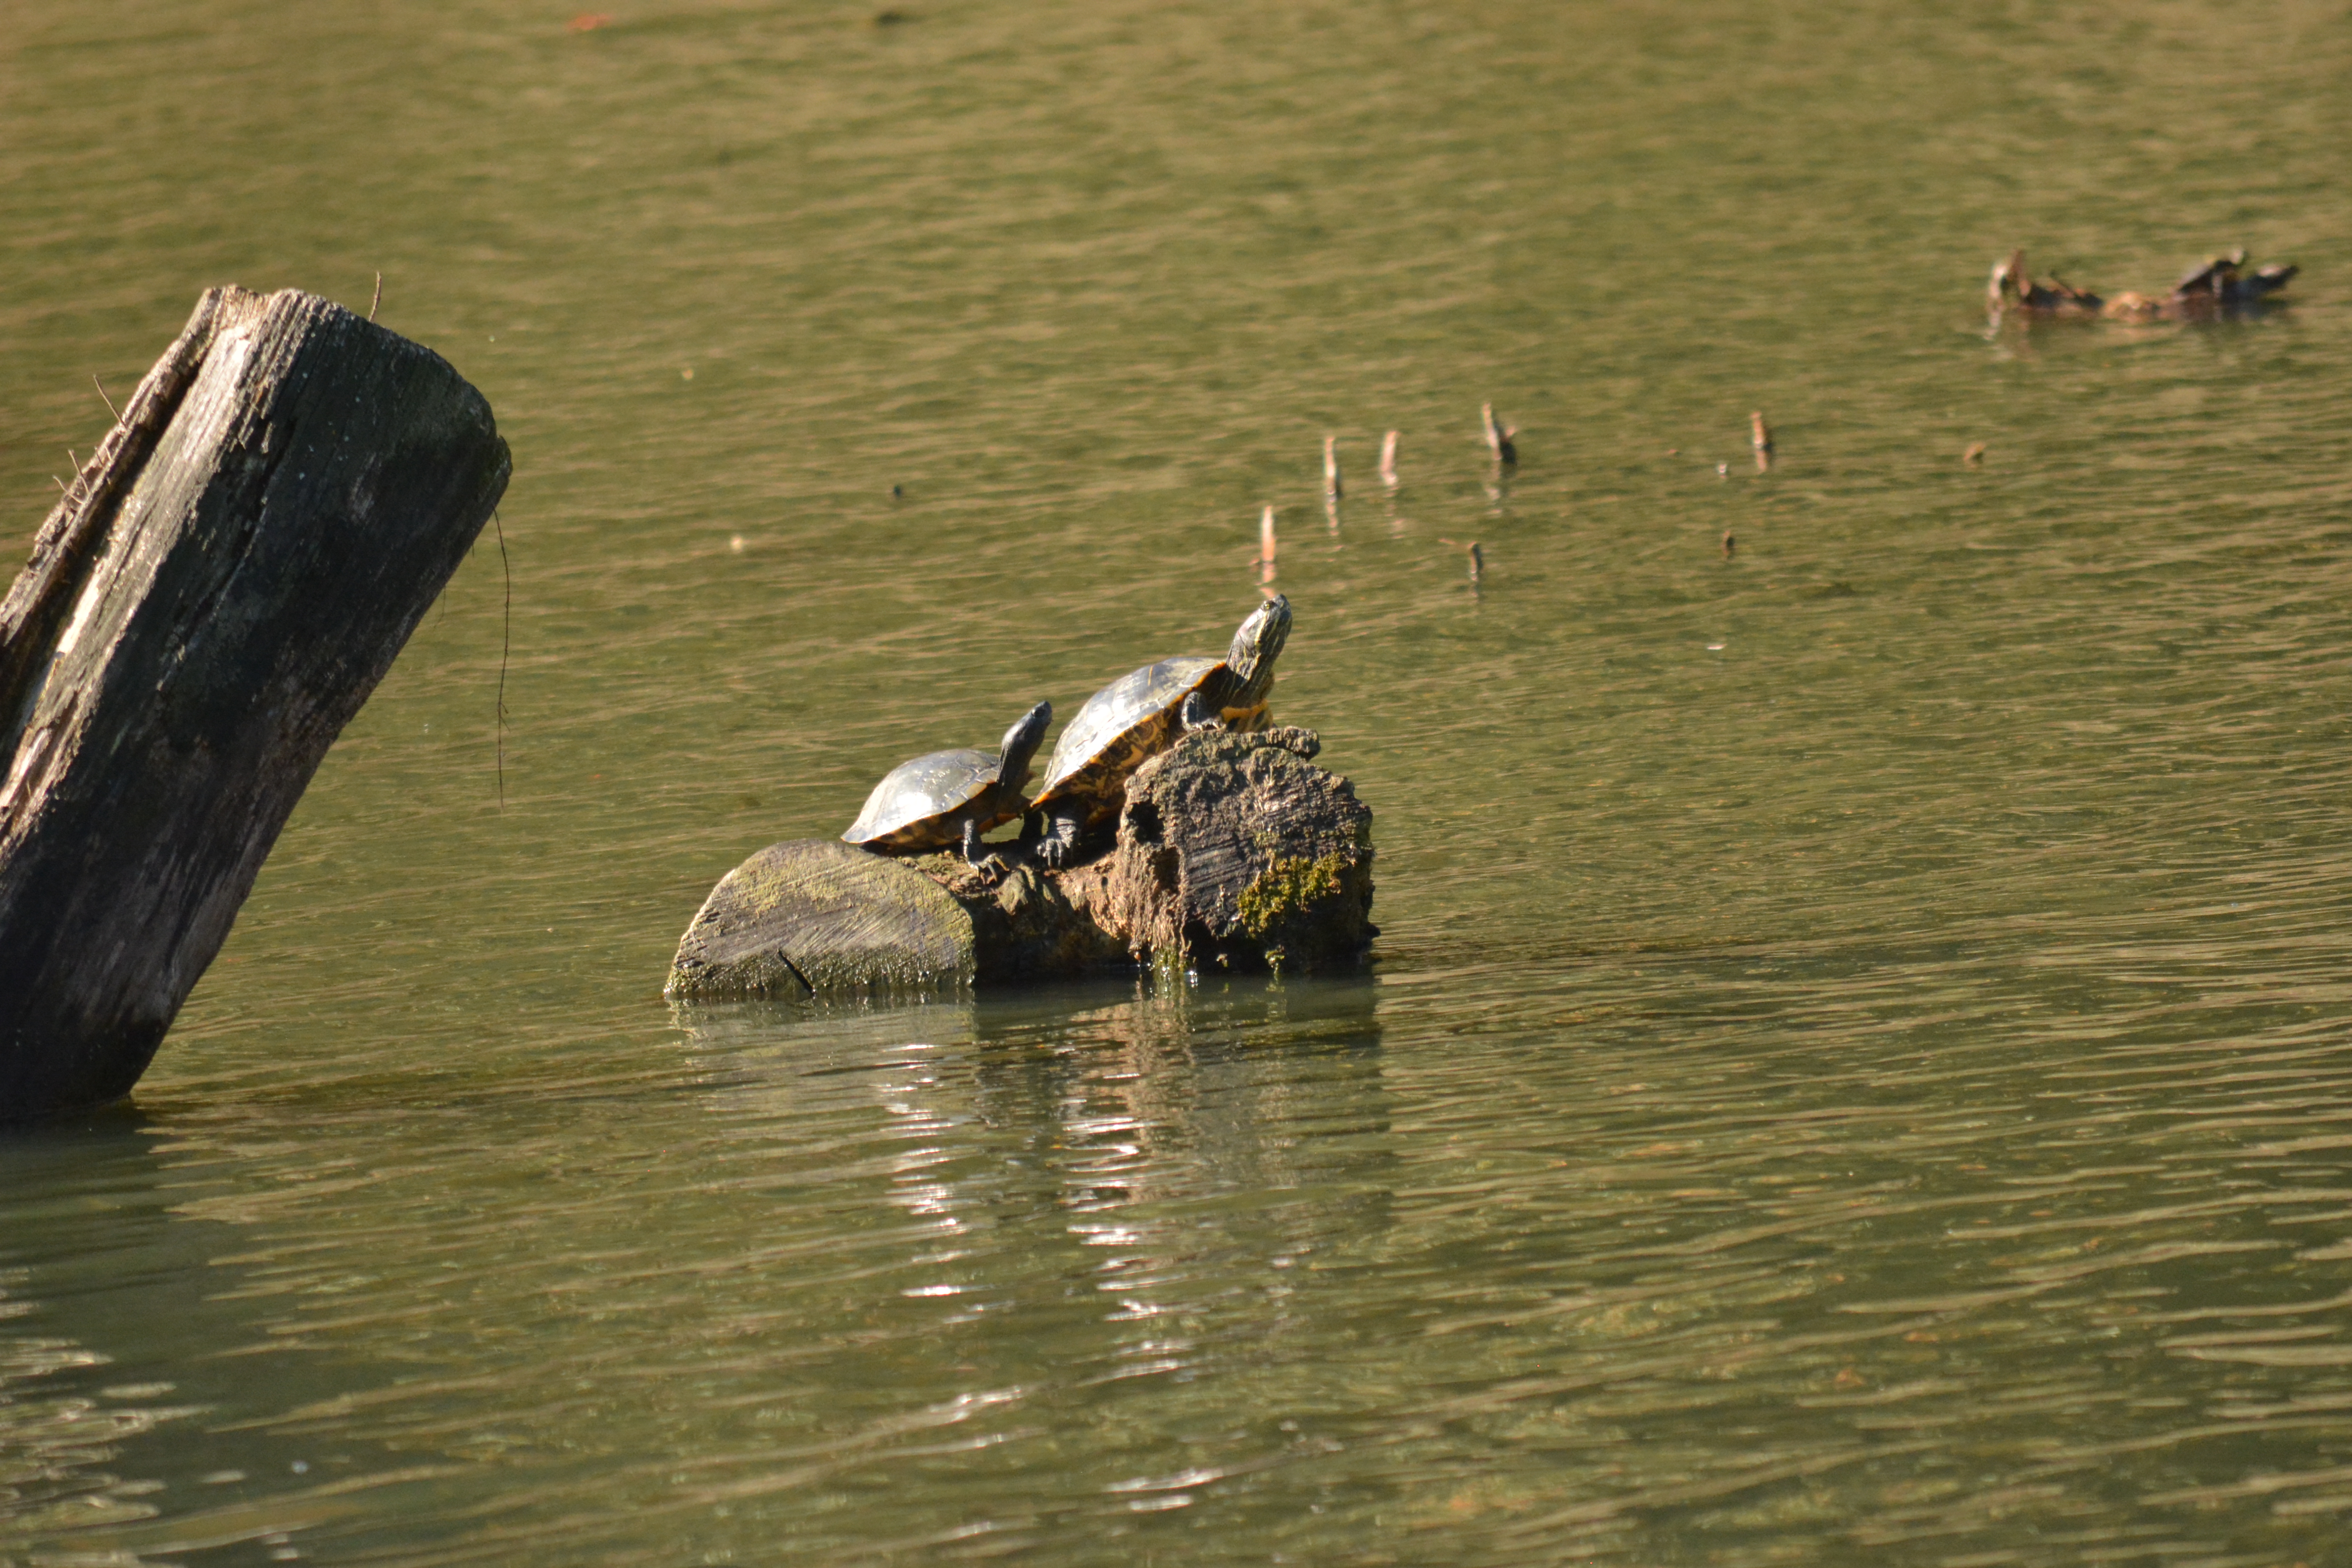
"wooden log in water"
1089,726,1375,974
0,287,511,1121
666,726,1375,999
667,838,979,999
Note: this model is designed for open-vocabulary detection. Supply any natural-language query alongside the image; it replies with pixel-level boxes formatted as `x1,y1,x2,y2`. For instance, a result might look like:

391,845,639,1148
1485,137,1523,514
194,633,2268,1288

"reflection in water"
0,1116,454,1563
0,1115,208,1553
648,978,1395,1553
14,950,2352,1564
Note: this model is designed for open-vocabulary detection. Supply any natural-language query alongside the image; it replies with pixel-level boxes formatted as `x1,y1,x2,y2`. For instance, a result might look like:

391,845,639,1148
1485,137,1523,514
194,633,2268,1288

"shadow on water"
0,1113,459,1561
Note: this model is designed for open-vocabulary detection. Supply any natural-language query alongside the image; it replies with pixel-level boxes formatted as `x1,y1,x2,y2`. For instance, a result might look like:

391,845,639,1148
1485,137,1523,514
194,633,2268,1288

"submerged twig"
1439,537,1484,586
1378,429,1399,490
494,507,511,808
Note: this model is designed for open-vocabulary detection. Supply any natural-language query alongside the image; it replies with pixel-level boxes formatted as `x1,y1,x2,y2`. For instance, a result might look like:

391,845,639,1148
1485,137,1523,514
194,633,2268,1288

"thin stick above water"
1482,403,1517,466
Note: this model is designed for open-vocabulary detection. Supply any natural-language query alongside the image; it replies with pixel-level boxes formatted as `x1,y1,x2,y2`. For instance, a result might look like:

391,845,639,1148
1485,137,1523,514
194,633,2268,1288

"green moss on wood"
1236,851,1352,941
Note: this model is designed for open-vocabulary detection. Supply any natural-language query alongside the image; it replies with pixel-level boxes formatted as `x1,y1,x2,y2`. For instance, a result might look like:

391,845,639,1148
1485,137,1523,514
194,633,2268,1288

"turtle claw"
1026,804,1090,870
959,817,1024,885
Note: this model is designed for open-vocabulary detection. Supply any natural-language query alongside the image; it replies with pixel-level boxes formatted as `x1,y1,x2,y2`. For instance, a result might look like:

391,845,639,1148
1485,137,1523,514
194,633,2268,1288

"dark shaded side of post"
0,287,511,1121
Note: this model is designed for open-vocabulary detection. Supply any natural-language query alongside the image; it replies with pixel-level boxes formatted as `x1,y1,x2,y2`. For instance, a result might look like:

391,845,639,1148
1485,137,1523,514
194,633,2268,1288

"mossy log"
0,287,510,1120
666,726,1374,1000
665,839,979,1000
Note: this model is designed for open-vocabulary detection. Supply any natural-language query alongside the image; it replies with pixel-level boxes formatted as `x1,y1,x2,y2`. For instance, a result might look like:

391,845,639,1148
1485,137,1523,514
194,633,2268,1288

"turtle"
843,700,1052,867
1986,248,2104,319
1989,246,2299,325
1024,595,1292,870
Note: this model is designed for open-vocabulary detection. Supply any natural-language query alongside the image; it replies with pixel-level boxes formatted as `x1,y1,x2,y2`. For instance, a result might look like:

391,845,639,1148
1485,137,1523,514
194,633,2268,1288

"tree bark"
1088,725,1376,974
0,287,511,1120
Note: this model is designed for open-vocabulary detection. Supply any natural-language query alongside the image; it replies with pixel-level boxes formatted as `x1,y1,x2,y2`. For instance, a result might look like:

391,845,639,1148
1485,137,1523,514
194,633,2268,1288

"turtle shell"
1031,655,1223,823
843,747,1014,852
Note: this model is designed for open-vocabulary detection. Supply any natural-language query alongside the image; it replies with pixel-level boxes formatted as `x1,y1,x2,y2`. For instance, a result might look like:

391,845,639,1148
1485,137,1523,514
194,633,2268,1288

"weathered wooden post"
0,287,511,1120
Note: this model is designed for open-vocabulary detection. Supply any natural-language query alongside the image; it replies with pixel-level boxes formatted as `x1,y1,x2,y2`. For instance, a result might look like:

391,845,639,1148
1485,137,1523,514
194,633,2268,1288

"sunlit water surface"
6,1,2352,1563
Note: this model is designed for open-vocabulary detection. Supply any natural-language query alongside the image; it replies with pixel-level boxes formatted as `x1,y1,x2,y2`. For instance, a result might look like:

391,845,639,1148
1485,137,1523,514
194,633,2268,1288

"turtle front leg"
1030,804,1089,869
959,816,1021,885
1180,689,1222,732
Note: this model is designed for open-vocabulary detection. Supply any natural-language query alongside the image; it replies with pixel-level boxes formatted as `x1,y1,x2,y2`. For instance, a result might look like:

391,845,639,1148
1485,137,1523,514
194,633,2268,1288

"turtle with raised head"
1025,596,1292,869
1987,248,2103,319
844,700,1052,867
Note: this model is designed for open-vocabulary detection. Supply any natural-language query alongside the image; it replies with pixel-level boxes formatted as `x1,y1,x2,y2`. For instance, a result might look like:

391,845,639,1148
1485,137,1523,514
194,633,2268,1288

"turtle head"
995,700,1053,789
1225,594,1292,697
1987,249,2023,311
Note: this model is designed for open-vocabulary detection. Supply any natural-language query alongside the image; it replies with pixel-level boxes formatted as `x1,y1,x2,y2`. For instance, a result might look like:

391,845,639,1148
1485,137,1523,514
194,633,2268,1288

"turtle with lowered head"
844,700,1052,869
1024,595,1292,870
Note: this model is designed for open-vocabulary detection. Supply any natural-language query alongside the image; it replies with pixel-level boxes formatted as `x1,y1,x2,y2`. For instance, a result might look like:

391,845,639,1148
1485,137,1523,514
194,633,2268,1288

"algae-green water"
7,2,2352,1562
